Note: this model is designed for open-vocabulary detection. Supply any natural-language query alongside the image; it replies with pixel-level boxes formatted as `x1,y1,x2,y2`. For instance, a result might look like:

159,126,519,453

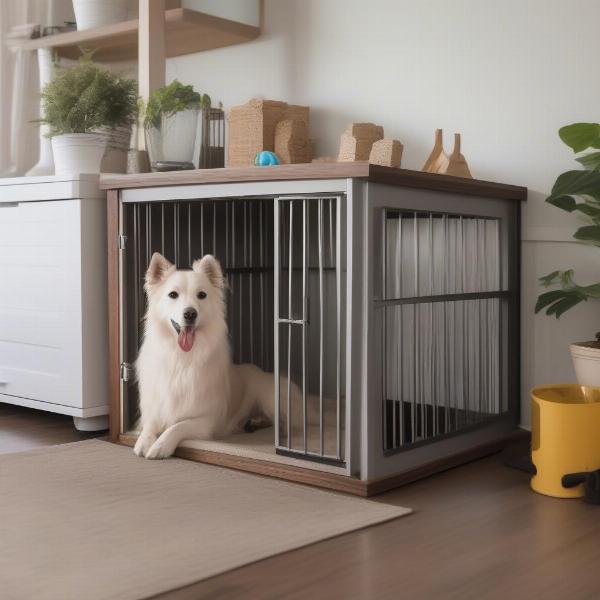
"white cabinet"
0,174,108,430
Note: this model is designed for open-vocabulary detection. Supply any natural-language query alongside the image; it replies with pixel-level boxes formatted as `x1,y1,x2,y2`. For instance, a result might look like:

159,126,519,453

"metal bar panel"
382,209,388,450
225,199,230,267
260,200,265,368
390,212,397,448
200,202,204,256
397,214,403,447
212,201,216,255
248,200,254,364
238,201,243,360
318,198,325,455
429,213,436,437
145,204,151,267
460,217,469,426
302,199,308,453
187,203,191,265
287,201,293,448
174,203,179,266
336,196,342,459
161,203,165,254
133,204,140,349
273,198,281,449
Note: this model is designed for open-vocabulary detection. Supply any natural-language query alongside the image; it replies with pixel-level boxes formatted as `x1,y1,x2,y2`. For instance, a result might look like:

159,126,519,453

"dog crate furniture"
0,174,109,431
101,162,526,495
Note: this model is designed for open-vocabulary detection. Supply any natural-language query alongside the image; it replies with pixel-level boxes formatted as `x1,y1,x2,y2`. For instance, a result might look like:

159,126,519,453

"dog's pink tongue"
178,326,195,352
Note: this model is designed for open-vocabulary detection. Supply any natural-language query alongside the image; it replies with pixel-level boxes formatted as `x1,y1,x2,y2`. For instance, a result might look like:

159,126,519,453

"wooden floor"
0,403,102,454
3,404,599,600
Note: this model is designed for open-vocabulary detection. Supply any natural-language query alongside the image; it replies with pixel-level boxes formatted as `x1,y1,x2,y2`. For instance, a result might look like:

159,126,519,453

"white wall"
168,0,600,427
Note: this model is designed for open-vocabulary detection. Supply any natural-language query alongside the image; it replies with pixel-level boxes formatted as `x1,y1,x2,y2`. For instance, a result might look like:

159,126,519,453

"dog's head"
144,252,226,352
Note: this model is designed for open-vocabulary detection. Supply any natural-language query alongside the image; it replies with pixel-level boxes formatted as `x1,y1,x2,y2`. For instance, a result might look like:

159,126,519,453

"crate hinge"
118,234,127,250
120,362,134,382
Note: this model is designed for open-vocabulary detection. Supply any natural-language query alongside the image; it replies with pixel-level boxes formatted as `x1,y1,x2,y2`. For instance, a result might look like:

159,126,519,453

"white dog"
134,252,277,459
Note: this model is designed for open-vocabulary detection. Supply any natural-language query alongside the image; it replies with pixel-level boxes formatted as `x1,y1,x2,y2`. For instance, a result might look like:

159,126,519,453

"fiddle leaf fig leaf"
574,202,600,221
547,294,586,318
559,123,600,153
581,283,600,298
573,225,600,244
576,151,600,170
549,170,600,204
539,271,562,286
546,195,576,211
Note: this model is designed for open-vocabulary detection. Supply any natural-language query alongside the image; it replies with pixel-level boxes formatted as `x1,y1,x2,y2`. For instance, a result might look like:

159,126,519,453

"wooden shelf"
100,162,528,202
19,8,260,62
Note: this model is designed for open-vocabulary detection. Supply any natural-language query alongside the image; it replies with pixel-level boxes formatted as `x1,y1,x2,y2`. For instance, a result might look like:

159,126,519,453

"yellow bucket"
531,384,600,498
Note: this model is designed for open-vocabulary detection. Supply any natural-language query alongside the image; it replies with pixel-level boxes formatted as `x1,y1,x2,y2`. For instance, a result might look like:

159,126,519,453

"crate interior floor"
126,425,347,474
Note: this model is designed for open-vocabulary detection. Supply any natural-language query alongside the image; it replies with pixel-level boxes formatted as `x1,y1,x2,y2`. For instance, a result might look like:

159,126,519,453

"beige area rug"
0,440,411,600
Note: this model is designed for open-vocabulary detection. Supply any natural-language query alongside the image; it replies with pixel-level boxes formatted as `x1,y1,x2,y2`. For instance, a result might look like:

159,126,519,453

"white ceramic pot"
51,133,107,175
72,0,129,30
570,340,600,387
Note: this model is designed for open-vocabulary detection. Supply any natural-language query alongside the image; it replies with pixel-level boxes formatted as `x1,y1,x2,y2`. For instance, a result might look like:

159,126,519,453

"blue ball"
254,151,280,166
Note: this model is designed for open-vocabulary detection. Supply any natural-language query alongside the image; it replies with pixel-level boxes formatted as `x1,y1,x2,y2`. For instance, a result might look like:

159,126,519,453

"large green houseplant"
535,122,600,385
41,56,137,174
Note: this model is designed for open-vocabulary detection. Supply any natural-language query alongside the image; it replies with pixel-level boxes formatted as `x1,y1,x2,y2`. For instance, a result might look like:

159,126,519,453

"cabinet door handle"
0,370,10,384
0,202,19,208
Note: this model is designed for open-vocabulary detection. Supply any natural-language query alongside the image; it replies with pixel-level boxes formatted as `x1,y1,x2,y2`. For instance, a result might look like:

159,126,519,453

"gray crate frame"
116,176,521,482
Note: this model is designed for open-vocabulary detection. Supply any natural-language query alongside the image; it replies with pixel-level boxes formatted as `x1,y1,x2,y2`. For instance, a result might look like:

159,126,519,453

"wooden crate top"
100,161,527,201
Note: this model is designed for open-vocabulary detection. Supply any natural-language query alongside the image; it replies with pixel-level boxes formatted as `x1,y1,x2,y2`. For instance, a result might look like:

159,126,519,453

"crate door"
274,196,346,466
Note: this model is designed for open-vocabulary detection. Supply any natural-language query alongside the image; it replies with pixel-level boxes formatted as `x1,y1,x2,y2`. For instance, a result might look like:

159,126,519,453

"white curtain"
0,0,73,177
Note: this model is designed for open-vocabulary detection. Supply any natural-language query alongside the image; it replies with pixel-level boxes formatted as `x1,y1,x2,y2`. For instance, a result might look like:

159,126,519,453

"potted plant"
142,80,210,171
535,122,600,386
40,56,137,175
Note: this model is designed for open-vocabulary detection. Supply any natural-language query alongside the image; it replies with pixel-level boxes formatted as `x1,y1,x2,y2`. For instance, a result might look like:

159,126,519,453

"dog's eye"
168,291,178,299
197,291,207,300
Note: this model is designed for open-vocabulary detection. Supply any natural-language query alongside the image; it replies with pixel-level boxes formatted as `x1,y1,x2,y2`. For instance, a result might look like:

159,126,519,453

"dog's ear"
146,253,174,287
193,254,225,289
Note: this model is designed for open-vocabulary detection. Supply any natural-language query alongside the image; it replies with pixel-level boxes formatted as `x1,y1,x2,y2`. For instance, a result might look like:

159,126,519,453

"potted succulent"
40,56,137,175
142,80,210,171
535,122,600,386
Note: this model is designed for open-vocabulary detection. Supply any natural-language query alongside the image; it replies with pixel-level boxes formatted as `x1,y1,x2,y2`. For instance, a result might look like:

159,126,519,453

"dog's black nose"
183,308,197,323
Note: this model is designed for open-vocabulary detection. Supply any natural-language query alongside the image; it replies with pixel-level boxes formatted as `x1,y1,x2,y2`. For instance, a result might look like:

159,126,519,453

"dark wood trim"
118,434,369,496
99,162,527,202
118,429,529,497
106,190,121,442
367,164,527,201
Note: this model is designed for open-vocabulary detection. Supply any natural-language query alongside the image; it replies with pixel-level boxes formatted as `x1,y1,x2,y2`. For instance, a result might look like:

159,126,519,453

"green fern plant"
535,123,600,318
40,55,137,136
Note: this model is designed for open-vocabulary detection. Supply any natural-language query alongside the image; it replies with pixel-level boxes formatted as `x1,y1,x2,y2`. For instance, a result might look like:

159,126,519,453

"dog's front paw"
134,434,156,457
145,439,175,460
